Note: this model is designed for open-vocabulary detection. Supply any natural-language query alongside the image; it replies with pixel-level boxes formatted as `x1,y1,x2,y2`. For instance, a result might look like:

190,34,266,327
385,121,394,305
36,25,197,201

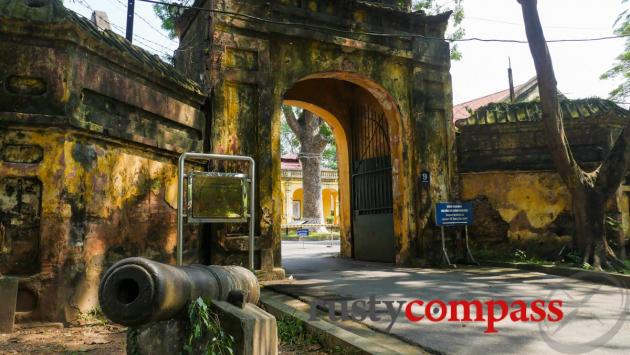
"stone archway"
282,73,405,262
175,0,455,275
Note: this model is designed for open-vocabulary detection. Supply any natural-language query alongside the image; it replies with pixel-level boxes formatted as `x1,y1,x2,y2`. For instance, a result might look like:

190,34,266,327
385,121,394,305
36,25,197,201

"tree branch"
597,125,630,200
282,106,302,137
519,0,582,189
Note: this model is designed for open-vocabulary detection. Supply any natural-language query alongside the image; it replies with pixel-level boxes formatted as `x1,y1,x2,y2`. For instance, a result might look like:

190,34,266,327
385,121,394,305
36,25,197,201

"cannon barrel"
98,257,259,326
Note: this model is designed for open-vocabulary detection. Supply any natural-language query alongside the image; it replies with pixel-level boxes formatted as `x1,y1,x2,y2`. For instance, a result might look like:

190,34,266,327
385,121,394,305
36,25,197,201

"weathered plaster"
0,0,206,323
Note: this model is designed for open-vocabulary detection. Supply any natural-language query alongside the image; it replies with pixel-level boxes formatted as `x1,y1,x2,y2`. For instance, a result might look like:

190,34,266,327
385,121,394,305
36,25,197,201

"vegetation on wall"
412,0,465,60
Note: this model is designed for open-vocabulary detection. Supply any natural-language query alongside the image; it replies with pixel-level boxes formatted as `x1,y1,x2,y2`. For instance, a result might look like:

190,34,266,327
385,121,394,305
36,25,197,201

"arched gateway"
174,0,456,275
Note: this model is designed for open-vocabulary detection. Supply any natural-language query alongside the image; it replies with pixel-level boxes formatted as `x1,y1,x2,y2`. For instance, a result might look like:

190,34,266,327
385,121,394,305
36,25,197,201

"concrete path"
276,241,630,354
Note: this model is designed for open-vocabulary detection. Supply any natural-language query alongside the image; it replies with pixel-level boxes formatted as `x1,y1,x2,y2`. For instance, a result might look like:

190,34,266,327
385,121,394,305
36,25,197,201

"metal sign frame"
177,153,255,270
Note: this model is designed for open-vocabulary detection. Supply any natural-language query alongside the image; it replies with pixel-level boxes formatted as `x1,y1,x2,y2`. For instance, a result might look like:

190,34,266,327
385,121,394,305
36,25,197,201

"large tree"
282,107,334,226
519,0,627,270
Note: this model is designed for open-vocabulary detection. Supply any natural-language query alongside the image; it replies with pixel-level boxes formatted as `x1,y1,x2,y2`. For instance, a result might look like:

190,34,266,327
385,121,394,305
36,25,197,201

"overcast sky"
67,0,627,104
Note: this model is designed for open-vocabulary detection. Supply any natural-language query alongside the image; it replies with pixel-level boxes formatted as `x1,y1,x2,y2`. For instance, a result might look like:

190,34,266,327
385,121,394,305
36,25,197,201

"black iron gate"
351,105,395,262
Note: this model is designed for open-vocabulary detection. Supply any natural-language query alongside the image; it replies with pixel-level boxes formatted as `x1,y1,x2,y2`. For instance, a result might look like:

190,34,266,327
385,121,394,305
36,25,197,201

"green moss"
462,98,628,126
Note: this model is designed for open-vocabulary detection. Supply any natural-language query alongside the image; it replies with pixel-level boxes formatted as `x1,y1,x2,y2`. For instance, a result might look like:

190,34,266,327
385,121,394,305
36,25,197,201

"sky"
66,0,628,105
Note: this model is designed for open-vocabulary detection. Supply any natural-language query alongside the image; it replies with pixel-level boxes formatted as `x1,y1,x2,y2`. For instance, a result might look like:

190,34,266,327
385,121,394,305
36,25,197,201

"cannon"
98,257,260,326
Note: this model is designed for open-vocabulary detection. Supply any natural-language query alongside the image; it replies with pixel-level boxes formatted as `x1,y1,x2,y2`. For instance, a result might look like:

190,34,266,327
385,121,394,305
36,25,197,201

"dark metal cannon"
98,257,260,326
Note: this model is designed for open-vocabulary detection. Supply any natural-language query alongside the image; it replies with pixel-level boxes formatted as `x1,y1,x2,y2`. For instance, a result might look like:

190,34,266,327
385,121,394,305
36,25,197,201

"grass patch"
474,244,630,273
474,246,553,266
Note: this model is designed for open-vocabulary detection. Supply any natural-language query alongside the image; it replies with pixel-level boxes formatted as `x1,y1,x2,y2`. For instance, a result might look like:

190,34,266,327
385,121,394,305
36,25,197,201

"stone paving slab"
277,241,630,354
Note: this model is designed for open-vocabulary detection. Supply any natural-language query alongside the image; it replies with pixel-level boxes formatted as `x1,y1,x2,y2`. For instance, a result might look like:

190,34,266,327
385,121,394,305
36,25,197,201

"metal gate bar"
351,106,393,215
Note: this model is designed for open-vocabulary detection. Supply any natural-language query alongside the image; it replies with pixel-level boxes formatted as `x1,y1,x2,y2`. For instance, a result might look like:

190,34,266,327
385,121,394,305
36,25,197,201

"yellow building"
280,155,340,226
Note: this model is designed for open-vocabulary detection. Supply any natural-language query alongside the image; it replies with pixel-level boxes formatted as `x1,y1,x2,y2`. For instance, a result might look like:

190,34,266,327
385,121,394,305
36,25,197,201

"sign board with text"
297,229,310,237
435,202,473,226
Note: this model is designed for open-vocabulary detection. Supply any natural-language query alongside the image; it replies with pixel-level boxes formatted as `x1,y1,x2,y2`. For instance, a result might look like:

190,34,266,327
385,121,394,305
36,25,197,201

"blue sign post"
297,228,309,248
435,202,477,267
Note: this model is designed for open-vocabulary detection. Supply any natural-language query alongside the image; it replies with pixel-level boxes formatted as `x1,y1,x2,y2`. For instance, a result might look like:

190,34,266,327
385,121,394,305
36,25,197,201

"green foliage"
127,328,141,355
77,307,108,326
153,1,194,39
186,297,235,355
564,250,582,265
513,248,528,262
412,0,466,60
602,0,630,102
281,118,300,156
606,216,622,231
277,315,317,346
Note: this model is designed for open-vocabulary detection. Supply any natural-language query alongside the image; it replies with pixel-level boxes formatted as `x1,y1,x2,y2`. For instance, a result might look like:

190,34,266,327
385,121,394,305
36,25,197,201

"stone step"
260,289,428,355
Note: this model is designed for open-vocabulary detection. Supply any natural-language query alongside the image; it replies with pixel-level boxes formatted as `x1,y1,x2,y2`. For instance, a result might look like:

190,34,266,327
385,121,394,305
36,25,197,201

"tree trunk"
300,153,324,225
519,0,627,271
282,107,330,231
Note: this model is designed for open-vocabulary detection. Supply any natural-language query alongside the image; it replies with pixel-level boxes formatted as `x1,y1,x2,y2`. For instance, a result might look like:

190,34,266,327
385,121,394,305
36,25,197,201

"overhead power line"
109,0,176,42
75,0,172,56
467,16,610,32
138,0,629,44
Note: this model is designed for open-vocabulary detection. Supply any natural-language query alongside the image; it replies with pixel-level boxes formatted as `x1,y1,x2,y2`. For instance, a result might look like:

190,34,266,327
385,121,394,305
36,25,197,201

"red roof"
453,77,538,123
281,154,301,170
281,154,335,171
453,88,513,122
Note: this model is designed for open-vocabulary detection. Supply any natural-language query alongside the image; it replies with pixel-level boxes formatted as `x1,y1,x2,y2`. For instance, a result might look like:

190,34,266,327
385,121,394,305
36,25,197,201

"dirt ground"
0,323,329,354
278,343,331,354
0,323,126,354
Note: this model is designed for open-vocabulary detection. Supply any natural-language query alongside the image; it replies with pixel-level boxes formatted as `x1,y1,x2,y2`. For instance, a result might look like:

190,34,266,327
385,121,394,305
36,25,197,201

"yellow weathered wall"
461,171,572,241
0,128,199,322
461,171,630,257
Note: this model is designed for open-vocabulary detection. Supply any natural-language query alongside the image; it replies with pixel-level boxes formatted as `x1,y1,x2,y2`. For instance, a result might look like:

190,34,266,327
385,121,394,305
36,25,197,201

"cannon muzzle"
98,257,259,326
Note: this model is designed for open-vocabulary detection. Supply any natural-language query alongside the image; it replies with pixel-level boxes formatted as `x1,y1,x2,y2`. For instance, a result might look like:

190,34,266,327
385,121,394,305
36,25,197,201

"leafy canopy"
602,0,630,102
412,0,465,60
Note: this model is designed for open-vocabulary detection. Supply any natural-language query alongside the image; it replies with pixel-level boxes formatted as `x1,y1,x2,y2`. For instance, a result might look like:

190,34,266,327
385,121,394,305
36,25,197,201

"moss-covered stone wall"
0,0,206,322
457,100,630,258
176,0,455,268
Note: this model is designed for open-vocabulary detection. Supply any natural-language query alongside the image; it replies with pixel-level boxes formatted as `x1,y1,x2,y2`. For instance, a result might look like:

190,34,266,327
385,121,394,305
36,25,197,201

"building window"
292,201,301,220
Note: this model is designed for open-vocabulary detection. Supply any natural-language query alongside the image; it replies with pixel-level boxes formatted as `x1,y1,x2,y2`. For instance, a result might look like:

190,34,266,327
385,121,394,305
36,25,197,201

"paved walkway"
277,241,630,354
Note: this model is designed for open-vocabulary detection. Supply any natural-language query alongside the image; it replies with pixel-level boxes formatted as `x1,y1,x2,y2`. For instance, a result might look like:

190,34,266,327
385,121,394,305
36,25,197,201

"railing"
281,223,339,231
282,169,338,179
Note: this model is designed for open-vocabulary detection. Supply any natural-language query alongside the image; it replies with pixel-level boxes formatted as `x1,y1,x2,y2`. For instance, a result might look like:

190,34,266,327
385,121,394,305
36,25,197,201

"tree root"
588,244,625,273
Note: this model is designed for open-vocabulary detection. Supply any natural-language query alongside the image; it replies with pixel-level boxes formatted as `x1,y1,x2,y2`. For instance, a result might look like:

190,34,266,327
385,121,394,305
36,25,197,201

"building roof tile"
0,0,203,95
456,98,629,127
